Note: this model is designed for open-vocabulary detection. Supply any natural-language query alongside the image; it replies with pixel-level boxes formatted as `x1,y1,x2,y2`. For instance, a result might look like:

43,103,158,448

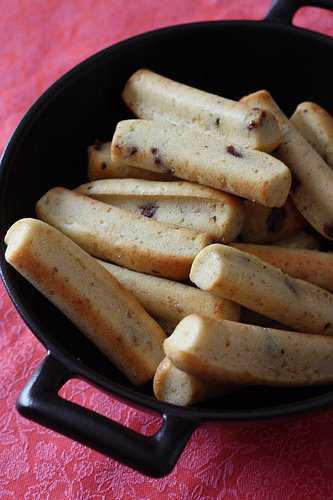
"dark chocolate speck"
139,202,159,218
324,322,331,330
215,118,220,127
247,120,257,130
101,162,107,170
150,147,173,174
226,145,243,158
247,110,267,130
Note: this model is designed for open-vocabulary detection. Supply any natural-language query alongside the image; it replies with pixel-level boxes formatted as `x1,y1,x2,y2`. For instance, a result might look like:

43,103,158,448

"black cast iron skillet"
1,0,333,478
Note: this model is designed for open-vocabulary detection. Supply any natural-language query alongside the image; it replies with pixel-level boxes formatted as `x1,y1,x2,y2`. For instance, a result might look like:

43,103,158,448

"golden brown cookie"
164,315,333,386
111,120,291,207
291,102,333,168
241,90,333,240
190,243,333,334
36,187,213,281
5,218,165,385
153,357,233,406
76,178,244,242
233,243,333,292
99,260,240,326
123,69,281,152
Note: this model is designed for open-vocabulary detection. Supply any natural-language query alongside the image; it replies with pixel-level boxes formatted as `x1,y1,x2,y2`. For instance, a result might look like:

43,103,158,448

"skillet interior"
1,20,333,419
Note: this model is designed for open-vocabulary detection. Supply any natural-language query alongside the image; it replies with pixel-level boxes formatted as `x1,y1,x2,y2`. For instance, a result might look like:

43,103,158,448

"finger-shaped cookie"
88,142,174,181
122,69,281,152
153,357,232,406
241,90,333,240
111,120,291,207
272,231,320,250
98,261,240,326
76,179,244,242
5,218,165,385
36,188,212,281
232,243,333,292
190,244,333,334
164,315,333,386
241,197,305,243
290,102,333,168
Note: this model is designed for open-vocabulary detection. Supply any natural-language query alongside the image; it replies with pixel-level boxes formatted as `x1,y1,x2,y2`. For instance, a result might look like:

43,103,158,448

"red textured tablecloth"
1,1,333,498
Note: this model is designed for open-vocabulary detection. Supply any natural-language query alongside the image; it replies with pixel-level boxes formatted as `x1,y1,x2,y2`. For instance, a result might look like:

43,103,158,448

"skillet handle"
266,0,333,24
16,353,199,477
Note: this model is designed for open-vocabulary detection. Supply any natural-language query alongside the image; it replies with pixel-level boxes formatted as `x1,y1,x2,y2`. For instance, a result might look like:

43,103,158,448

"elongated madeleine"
122,69,282,152
4,218,165,385
190,244,333,335
111,120,291,207
291,102,333,168
241,198,305,244
88,142,174,181
98,261,240,326
153,357,232,406
76,178,244,242
241,91,333,240
36,188,212,281
233,244,333,292
164,315,333,386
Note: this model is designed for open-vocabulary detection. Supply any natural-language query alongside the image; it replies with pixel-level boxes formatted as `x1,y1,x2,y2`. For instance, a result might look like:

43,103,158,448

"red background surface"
1,1,333,498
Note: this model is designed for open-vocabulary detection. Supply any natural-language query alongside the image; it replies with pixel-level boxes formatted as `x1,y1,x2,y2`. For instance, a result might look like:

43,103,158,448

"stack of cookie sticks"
5,69,333,405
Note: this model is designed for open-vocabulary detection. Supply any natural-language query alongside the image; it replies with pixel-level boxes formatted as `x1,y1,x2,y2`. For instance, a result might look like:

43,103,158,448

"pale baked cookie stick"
164,315,333,386
190,244,333,335
36,188,212,281
241,91,333,240
76,179,244,242
241,197,305,244
232,244,333,292
291,102,333,168
111,120,291,207
98,261,240,326
5,218,165,385
122,69,282,152
153,357,232,406
88,142,174,181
